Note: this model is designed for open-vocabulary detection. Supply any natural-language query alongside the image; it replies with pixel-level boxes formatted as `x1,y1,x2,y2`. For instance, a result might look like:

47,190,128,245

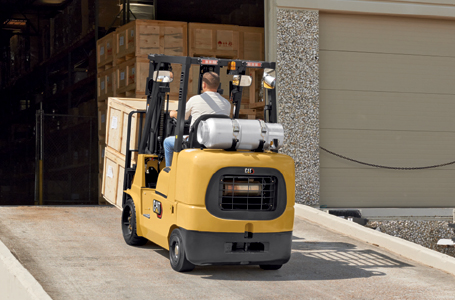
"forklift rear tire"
259,264,283,270
169,229,195,272
122,199,148,246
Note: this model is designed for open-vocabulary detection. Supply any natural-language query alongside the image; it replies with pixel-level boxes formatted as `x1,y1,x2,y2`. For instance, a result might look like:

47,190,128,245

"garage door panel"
319,50,455,94
320,13,455,57
319,12,455,208
320,168,455,208
320,90,455,132
320,129,455,169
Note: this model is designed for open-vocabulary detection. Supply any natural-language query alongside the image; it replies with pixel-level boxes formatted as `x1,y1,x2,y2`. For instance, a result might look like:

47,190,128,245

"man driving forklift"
163,71,231,167
119,55,295,272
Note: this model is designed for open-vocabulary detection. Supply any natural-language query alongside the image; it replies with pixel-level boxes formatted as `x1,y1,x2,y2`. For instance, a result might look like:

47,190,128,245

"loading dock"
1,205,454,299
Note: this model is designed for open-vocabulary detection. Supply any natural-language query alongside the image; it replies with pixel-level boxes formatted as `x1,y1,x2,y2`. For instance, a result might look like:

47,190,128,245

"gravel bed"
367,220,455,257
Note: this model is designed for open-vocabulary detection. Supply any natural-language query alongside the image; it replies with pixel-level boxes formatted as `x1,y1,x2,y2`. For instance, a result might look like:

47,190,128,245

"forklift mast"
138,55,277,157
122,55,278,206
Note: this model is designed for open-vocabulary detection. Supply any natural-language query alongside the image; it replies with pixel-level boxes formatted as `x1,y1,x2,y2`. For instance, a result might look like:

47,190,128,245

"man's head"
202,71,220,92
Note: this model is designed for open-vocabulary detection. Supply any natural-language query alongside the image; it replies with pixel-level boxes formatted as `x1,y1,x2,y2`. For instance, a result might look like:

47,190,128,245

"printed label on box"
101,81,105,90
119,36,124,46
100,46,104,55
120,72,125,81
107,166,113,178
111,116,118,129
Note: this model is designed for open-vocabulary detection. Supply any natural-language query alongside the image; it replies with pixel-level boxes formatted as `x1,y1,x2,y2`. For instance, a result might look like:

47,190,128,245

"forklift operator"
163,71,231,167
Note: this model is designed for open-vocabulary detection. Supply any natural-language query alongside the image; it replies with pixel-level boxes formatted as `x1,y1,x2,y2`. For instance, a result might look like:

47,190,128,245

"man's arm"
170,98,194,120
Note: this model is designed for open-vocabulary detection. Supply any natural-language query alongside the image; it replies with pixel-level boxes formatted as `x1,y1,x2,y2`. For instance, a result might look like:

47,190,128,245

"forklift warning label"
153,200,162,218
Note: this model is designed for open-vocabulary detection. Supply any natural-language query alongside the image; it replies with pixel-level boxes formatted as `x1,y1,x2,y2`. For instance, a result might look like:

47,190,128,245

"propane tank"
197,118,284,151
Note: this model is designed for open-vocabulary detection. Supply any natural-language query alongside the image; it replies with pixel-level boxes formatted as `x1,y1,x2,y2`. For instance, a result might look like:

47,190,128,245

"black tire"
169,229,195,272
259,264,282,270
122,199,147,246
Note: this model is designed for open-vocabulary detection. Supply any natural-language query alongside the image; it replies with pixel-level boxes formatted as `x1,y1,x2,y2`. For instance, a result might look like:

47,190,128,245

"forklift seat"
188,114,231,148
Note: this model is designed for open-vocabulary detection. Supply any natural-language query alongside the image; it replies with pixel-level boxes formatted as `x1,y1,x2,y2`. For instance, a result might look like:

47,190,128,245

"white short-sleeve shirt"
185,91,231,127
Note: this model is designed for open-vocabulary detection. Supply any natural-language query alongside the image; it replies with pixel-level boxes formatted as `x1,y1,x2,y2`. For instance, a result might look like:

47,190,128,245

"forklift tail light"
223,181,262,196
228,61,236,71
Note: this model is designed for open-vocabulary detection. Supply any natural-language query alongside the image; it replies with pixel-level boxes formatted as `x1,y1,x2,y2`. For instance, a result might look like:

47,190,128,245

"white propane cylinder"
197,118,284,151
197,118,235,149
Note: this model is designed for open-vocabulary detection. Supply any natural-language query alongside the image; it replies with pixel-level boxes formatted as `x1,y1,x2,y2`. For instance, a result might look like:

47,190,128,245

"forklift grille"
220,176,277,211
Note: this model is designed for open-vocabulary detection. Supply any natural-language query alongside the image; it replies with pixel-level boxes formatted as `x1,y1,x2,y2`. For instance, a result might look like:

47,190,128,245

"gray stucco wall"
276,9,319,205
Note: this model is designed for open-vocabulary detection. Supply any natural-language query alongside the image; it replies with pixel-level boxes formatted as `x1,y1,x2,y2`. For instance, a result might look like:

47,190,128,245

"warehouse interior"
0,0,265,205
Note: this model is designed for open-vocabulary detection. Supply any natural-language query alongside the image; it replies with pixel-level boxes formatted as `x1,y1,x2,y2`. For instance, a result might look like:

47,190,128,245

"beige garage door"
319,13,455,208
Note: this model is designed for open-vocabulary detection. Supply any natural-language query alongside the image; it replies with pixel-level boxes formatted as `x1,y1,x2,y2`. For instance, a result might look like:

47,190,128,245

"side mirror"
262,68,276,89
232,75,252,87
153,71,174,83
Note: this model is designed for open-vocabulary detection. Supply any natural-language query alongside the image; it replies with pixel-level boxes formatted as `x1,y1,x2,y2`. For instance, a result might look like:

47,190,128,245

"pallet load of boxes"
97,20,265,206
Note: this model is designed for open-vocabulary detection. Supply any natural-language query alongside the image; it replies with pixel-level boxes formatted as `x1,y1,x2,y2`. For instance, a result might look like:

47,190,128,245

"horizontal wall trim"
274,0,455,18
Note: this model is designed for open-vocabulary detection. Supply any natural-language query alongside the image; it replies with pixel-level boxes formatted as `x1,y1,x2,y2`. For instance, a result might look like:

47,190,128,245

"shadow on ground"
184,241,412,281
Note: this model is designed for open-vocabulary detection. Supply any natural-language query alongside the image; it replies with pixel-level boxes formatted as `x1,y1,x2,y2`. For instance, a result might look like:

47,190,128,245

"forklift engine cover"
197,118,284,150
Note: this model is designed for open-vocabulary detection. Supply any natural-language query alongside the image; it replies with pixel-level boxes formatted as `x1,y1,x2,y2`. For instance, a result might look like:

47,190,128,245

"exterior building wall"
266,0,455,206
276,9,320,206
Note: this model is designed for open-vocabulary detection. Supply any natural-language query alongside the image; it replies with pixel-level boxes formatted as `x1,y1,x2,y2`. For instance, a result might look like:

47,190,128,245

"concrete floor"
0,206,454,300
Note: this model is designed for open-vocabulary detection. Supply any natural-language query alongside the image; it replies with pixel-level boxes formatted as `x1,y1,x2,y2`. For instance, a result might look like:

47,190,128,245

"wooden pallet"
114,19,187,64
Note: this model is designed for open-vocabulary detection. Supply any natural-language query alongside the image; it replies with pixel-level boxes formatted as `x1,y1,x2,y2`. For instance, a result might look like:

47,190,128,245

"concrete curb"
0,239,52,300
294,203,455,277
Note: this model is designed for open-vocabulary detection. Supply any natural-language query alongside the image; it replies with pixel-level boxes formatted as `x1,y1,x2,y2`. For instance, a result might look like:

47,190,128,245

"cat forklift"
121,54,295,272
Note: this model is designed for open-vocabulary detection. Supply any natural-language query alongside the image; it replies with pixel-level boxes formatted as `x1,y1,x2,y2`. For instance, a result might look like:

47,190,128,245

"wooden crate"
115,58,181,99
98,173,109,206
98,137,105,173
102,146,125,208
247,68,265,109
239,26,264,61
97,67,117,101
106,97,147,156
188,23,264,60
115,57,149,98
97,31,115,72
116,91,147,99
188,23,265,115
115,20,187,63
98,101,107,139
189,23,240,58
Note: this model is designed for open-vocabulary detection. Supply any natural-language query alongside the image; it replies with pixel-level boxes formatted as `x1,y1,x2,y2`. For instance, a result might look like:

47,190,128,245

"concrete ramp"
0,205,454,299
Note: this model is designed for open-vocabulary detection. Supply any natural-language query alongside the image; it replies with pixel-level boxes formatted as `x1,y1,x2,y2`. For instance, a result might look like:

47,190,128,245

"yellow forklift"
121,55,295,272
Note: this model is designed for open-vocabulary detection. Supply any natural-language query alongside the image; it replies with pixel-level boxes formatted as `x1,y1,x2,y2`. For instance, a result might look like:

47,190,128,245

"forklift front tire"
169,228,195,272
122,199,148,246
